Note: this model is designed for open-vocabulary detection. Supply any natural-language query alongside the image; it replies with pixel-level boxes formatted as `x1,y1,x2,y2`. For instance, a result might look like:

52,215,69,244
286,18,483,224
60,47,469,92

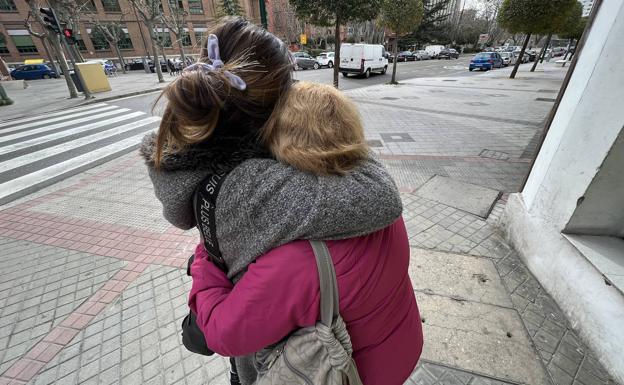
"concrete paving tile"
409,248,512,307
418,293,550,385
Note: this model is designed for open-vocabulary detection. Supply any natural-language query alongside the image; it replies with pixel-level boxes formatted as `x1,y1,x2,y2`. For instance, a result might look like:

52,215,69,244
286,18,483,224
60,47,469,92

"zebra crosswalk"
0,103,161,205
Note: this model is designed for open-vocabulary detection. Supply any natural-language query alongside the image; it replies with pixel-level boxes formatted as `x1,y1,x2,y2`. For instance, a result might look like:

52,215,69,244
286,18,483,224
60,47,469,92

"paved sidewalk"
0,62,619,385
1,71,173,121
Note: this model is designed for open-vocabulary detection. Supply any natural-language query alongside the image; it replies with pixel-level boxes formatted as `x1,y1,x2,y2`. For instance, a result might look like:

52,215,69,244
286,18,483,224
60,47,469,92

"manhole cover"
480,149,510,160
381,97,399,100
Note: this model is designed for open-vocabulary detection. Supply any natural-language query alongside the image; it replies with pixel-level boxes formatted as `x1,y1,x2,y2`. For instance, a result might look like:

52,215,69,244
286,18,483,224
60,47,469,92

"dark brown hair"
153,17,293,169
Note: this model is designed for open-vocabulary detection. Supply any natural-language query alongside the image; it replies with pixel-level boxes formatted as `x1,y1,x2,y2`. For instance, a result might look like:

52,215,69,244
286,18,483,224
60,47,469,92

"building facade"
0,0,260,65
428,0,462,24
581,0,595,16
503,0,624,382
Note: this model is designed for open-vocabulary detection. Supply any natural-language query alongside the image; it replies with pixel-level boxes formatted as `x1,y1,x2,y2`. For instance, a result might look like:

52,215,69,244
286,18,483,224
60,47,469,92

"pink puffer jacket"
189,218,423,385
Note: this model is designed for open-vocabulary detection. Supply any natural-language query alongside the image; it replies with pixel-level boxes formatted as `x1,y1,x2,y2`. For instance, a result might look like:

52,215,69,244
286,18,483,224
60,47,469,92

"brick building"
0,0,260,65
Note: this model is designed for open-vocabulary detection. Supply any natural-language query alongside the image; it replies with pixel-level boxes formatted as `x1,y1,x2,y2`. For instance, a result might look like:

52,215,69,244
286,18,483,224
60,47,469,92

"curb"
79,87,165,105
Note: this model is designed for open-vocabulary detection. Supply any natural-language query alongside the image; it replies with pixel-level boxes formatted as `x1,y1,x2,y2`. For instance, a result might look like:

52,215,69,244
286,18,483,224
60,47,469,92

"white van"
339,44,388,78
425,45,445,58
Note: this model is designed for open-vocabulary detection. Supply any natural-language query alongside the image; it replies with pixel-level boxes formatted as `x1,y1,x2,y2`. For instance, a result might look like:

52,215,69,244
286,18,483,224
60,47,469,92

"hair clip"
183,34,247,91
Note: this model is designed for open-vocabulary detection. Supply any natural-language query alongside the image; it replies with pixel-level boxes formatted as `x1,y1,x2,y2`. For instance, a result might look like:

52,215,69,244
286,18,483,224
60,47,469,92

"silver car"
499,52,516,66
415,50,431,60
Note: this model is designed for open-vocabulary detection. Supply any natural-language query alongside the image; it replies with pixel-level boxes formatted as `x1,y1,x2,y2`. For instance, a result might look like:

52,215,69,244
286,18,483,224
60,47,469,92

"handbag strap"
193,171,229,271
310,241,340,327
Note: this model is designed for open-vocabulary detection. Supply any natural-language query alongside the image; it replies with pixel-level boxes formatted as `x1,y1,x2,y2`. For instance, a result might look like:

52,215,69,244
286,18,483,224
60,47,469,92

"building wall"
0,0,260,66
503,0,624,381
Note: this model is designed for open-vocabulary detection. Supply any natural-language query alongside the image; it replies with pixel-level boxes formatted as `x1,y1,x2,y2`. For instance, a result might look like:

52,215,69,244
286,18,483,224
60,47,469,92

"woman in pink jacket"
187,82,423,384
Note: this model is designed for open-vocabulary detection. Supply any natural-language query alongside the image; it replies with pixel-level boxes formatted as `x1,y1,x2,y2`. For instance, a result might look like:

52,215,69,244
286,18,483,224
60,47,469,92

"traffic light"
62,28,76,44
40,8,61,34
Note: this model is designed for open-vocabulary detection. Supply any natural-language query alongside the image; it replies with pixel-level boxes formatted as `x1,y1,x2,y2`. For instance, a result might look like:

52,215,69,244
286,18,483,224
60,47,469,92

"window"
75,34,88,51
10,35,38,54
101,0,121,12
168,0,183,9
0,0,17,12
0,38,9,54
80,0,97,12
181,32,191,47
89,31,109,50
157,31,172,47
193,26,206,45
117,30,133,49
188,0,203,14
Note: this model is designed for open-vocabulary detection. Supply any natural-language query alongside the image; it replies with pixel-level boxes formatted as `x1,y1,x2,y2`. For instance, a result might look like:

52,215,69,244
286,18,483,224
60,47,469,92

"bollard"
0,84,14,106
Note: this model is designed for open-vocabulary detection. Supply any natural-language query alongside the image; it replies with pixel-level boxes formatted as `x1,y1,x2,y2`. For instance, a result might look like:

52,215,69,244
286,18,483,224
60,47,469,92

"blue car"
10,64,58,80
469,52,504,71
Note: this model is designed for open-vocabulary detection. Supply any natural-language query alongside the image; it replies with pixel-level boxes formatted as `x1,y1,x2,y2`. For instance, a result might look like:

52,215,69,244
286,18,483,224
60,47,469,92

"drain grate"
537,89,558,93
480,149,510,160
535,97,556,102
381,97,399,100
366,140,384,148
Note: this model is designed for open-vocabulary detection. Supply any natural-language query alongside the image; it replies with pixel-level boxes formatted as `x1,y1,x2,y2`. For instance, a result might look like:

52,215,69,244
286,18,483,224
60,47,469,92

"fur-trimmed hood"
139,131,268,173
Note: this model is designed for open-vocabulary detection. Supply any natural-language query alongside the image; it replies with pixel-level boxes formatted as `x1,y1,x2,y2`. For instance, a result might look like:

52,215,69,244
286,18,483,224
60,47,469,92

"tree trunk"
563,39,573,60
539,33,552,64
333,16,341,88
148,27,165,83
113,43,127,74
177,41,186,65
391,36,398,84
510,33,530,79
50,34,78,98
531,33,551,72
42,37,60,74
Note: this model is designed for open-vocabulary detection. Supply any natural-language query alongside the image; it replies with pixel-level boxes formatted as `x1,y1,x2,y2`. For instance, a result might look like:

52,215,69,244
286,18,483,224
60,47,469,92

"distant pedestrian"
141,17,421,385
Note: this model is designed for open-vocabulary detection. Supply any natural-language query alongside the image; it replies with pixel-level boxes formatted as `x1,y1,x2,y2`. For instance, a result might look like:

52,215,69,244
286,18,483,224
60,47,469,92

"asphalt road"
114,55,479,111
293,55,478,90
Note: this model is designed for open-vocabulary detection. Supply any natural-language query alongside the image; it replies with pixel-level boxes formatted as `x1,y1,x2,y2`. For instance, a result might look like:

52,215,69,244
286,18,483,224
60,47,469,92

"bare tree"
90,21,129,73
127,0,165,82
24,0,78,98
162,1,188,64
23,11,60,73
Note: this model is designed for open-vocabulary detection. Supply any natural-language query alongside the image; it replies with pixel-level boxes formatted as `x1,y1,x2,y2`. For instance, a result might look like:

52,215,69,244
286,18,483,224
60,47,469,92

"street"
294,55,476,90
0,57,529,206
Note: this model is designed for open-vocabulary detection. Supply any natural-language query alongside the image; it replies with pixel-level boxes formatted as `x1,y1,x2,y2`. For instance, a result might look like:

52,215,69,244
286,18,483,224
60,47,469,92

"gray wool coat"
140,132,403,384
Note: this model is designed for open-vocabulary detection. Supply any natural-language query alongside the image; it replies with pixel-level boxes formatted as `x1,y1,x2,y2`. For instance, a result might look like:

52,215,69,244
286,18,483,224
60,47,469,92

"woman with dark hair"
142,17,422,384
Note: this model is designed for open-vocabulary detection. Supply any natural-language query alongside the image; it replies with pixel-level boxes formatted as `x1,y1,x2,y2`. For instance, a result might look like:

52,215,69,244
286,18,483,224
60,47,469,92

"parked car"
292,51,320,70
339,43,388,78
315,52,335,68
125,59,147,71
425,44,445,59
415,50,431,60
524,50,537,62
514,50,530,63
438,48,459,59
10,64,58,80
548,47,566,57
499,51,517,66
86,59,117,75
468,52,503,71
398,51,416,61
149,59,169,73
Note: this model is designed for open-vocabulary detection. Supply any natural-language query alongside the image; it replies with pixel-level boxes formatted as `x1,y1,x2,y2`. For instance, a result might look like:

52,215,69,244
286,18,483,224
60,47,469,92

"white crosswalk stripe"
0,104,161,205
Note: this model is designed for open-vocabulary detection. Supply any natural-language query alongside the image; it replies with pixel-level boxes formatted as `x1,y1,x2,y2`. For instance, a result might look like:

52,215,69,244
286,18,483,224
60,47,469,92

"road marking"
0,131,154,205
0,108,134,144
0,105,118,134
0,103,109,128
0,111,145,156
0,117,160,173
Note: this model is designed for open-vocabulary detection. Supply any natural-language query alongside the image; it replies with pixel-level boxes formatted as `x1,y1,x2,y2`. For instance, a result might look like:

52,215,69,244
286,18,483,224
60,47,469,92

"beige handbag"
253,241,363,385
